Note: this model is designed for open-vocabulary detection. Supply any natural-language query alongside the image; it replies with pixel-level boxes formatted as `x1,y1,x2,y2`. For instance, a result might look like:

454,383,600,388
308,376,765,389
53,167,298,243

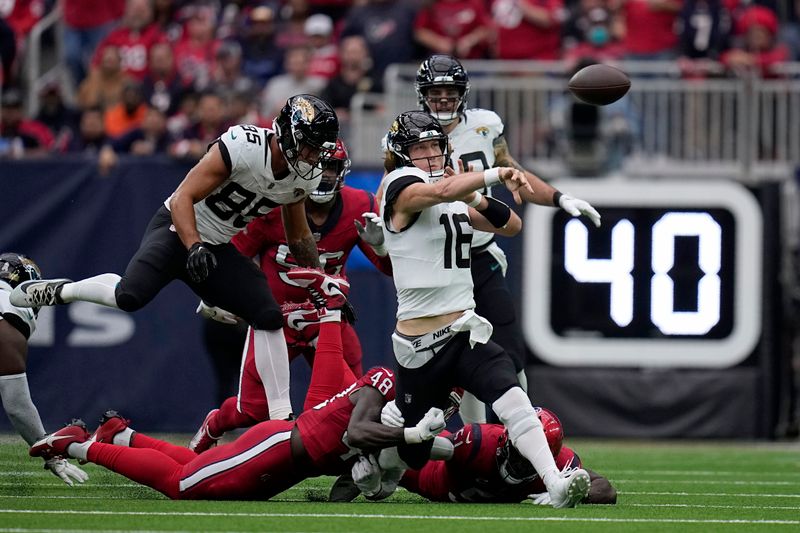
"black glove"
186,242,217,283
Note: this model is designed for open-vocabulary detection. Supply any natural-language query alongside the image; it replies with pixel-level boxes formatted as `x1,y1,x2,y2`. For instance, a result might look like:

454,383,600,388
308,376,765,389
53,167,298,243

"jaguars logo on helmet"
0,253,42,289
415,55,471,125
385,110,450,181
274,94,339,181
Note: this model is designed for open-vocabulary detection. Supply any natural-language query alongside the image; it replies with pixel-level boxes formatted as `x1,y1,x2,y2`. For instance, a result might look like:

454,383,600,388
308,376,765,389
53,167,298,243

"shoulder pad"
464,108,504,137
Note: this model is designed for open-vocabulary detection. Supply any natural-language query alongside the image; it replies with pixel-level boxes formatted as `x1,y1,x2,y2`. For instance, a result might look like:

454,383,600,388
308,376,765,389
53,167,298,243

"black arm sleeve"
383,175,425,232
476,196,512,228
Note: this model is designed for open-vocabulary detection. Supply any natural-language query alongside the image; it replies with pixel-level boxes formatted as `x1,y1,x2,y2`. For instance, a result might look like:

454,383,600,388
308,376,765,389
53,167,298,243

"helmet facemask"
386,111,451,182
404,135,450,182
496,433,537,485
275,95,339,181
308,144,350,204
420,85,468,126
415,55,471,126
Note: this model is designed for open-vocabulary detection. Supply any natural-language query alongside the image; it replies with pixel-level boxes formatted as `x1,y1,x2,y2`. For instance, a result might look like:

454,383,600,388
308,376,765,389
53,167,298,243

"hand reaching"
499,168,533,205
44,457,88,486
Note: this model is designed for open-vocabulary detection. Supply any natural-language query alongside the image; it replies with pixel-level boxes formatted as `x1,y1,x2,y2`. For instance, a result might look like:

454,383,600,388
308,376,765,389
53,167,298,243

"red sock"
88,442,182,499
131,433,197,464
303,321,356,411
213,396,260,433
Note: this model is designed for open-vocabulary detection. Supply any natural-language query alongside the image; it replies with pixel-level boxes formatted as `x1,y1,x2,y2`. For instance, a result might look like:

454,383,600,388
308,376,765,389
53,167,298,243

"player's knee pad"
491,387,541,444
251,308,283,331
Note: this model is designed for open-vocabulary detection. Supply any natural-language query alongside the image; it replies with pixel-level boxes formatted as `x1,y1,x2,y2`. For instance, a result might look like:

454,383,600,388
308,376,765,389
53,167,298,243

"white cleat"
10,278,72,307
549,467,591,508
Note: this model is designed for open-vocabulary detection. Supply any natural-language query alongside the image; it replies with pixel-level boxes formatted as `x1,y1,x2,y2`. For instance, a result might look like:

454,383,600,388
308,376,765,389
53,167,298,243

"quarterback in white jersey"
0,253,88,486
413,55,602,424
11,95,341,421
377,110,591,509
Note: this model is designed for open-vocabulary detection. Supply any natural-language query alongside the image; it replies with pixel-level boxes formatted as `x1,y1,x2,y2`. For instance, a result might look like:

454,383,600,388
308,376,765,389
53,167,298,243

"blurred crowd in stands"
0,0,798,160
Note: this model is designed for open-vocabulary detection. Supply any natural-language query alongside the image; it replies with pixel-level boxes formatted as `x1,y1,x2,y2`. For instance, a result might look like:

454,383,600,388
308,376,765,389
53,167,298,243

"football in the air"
568,64,631,106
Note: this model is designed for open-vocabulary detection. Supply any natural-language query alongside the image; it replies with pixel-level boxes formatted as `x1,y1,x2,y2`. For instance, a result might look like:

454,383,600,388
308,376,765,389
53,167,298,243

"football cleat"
189,409,221,454
549,467,591,509
29,420,89,460
284,268,355,322
10,278,72,307
328,472,361,502
89,410,131,444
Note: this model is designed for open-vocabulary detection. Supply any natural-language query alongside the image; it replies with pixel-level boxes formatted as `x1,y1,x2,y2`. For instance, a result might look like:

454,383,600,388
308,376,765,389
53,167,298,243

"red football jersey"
232,186,393,305
295,366,396,474
402,423,581,503
92,24,166,79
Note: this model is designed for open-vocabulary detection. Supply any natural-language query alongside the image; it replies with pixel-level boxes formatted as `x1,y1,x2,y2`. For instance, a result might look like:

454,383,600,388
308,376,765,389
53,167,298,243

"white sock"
67,441,91,461
517,370,528,392
492,387,560,490
252,327,292,420
112,428,135,447
60,274,121,307
459,391,487,424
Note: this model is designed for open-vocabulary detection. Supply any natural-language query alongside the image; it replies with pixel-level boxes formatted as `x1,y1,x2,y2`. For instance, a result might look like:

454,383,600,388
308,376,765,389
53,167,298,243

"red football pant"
211,322,356,434
87,420,297,500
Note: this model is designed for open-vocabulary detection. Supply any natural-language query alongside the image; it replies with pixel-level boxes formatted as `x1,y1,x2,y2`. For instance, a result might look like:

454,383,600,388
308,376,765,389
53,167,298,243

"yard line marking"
606,470,800,477
622,491,800,498
0,495,131,500
614,479,800,486
628,503,800,511
0,482,141,488
0,510,797,525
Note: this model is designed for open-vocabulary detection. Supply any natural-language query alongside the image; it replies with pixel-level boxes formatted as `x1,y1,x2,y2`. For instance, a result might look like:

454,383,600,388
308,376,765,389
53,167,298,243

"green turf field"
0,434,798,532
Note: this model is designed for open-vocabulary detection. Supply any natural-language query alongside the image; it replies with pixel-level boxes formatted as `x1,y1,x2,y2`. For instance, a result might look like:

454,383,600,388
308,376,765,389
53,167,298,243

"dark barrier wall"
0,156,397,432
0,157,788,437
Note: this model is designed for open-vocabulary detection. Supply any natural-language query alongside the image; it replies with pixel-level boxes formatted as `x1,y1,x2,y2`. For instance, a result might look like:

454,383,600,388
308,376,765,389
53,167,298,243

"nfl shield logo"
404,393,412,404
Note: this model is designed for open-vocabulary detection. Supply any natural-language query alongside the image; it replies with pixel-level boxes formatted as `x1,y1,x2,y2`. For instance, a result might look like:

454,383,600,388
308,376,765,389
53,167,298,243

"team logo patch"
475,126,489,137
293,97,316,123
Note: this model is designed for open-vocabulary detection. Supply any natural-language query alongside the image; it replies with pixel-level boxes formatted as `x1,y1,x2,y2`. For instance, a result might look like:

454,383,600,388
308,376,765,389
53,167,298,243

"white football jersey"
380,166,476,321
165,125,322,245
0,280,36,336
448,108,504,248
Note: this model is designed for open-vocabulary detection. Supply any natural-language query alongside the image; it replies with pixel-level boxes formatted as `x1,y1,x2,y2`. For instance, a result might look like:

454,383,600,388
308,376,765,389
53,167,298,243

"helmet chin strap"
308,191,335,204
432,110,459,125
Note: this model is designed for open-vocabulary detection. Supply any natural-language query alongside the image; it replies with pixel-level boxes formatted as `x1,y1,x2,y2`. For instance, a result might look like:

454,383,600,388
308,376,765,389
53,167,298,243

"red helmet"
496,406,565,484
309,138,350,204
536,406,564,457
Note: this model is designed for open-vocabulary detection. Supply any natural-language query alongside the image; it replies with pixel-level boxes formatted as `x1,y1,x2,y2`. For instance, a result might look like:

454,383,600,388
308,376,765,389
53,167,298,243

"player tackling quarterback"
11,94,339,422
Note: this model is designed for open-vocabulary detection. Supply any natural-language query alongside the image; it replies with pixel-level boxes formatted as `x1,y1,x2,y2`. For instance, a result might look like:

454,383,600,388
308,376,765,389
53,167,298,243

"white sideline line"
614,479,800,486
0,510,797,525
628,503,800,511
607,470,800,477
622,491,800,498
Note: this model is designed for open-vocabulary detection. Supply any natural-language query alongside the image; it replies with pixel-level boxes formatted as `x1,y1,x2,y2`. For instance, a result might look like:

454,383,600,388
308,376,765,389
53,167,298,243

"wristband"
553,191,563,207
477,196,512,228
483,168,501,188
466,192,483,208
404,427,422,444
